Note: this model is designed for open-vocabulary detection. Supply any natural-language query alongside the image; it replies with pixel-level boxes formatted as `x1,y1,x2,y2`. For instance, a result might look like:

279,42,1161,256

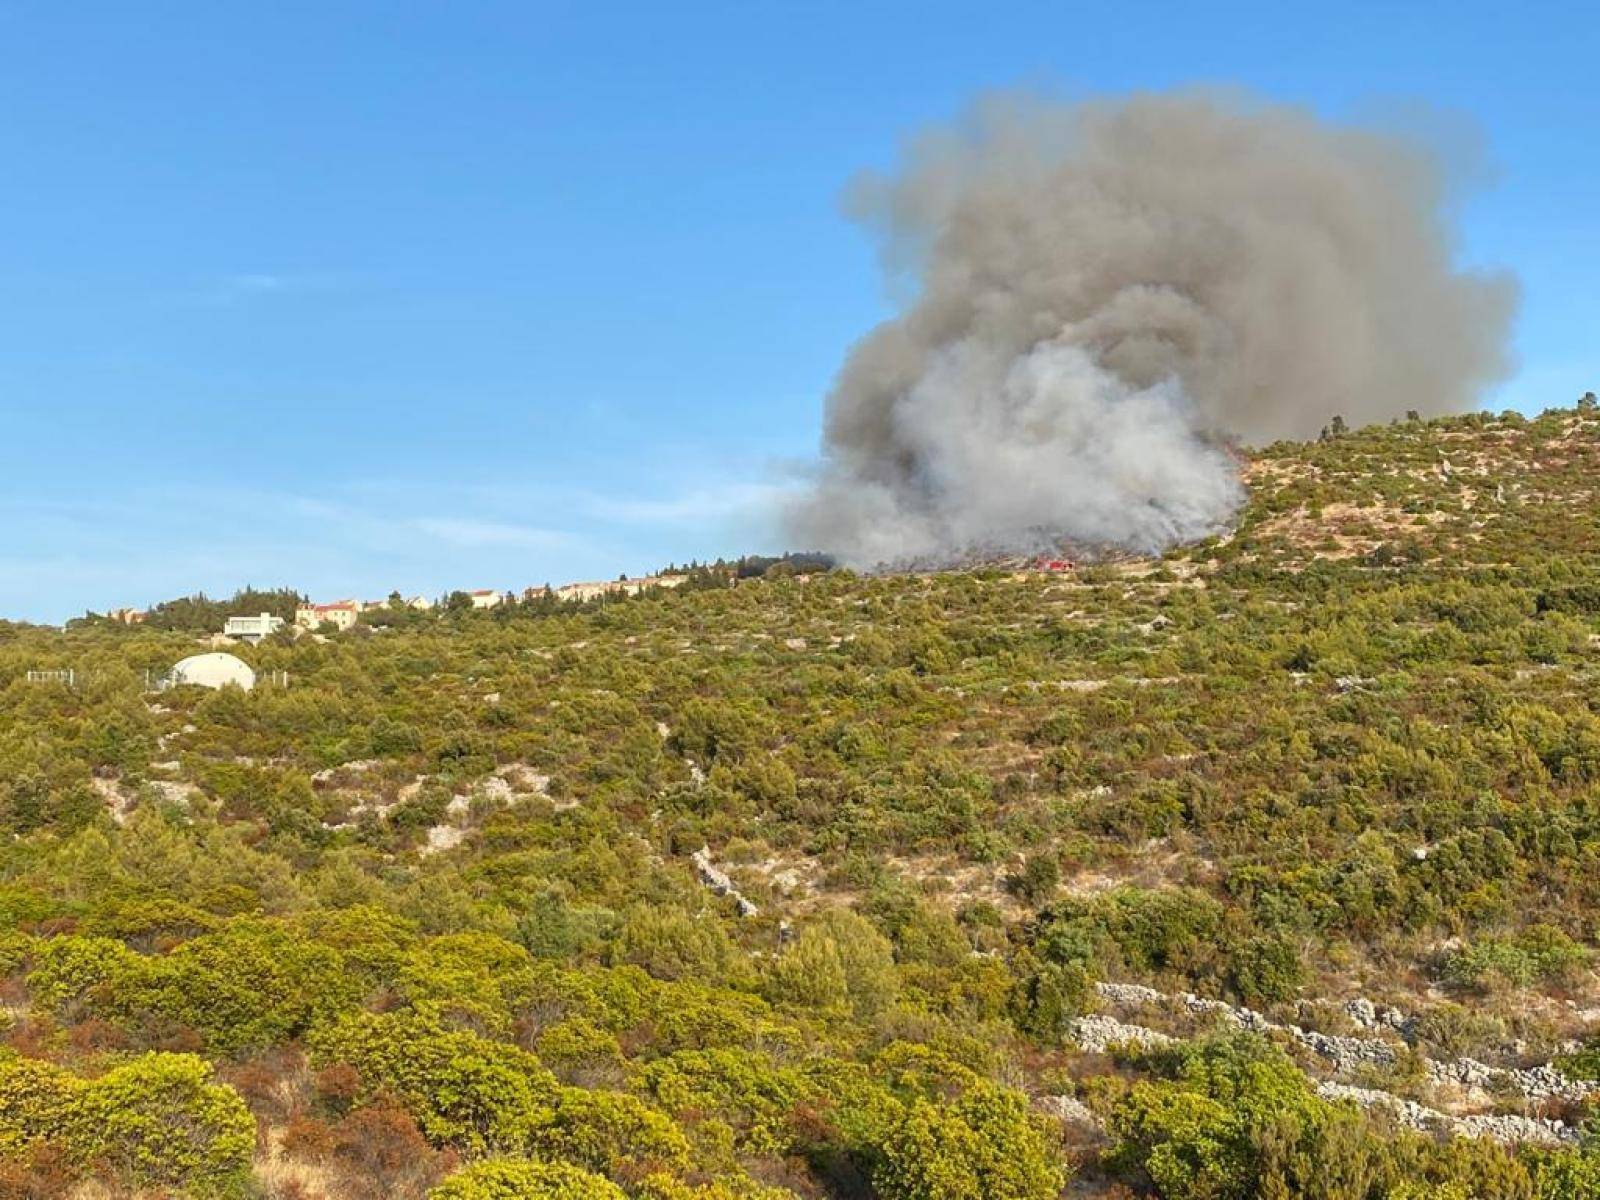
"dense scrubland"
5,405,1600,1197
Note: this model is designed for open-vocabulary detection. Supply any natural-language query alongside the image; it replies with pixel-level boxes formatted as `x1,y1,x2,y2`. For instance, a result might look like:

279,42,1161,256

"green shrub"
1107,1035,1325,1199
0,1053,78,1153
1227,936,1305,1006
0,1051,253,1197
873,1081,1066,1200
1555,1040,1600,1082
1444,926,1590,992
75,1053,255,1195
428,1157,626,1199
27,935,142,1012
309,1008,558,1152
612,907,741,983
1527,1147,1600,1199
130,919,361,1054
531,1087,690,1176
641,1048,813,1156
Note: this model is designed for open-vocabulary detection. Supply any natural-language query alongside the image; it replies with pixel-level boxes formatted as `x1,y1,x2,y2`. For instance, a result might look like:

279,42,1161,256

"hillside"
4,404,1600,1197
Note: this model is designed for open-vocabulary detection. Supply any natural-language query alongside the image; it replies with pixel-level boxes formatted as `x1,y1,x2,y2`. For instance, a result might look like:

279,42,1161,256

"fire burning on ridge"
785,90,1517,568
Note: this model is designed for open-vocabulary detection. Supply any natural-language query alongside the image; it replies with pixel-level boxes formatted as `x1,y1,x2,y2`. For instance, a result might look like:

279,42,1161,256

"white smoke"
787,90,1517,567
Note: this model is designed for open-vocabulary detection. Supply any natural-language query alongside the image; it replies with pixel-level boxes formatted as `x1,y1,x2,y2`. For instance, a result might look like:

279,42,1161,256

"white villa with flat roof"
222,612,285,643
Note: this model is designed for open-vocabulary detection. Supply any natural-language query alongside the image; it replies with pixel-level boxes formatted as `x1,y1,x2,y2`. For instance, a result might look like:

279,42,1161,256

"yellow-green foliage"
309,1008,559,1152
27,934,141,1011
612,905,746,984
533,1016,624,1077
427,1157,626,1199
765,907,899,1016
0,1051,253,1196
29,921,361,1055
0,1053,77,1152
874,1081,1065,1200
636,1173,803,1200
641,1048,815,1157
76,1053,256,1194
398,931,540,1033
533,1087,691,1176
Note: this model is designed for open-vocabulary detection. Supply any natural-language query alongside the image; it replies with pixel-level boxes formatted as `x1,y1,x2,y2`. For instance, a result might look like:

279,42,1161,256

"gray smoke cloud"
786,90,1517,567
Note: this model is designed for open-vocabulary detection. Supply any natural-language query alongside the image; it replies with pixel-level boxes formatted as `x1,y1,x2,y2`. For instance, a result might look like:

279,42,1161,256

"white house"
468,589,504,610
222,612,285,643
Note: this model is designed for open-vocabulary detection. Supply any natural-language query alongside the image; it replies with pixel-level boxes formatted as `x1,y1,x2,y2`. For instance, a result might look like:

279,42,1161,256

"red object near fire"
1036,557,1075,571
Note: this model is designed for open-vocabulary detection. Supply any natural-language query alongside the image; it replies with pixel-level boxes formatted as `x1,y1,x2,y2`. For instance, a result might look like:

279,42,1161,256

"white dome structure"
167,652,256,691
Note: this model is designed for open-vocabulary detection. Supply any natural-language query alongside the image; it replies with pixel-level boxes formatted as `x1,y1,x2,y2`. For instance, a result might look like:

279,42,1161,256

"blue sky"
2,1,1596,623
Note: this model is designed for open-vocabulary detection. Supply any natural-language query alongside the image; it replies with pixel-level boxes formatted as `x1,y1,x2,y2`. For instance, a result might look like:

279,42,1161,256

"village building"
552,574,687,603
295,601,361,631
222,612,286,643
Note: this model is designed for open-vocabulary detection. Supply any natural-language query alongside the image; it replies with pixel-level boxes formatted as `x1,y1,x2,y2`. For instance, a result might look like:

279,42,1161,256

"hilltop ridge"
4,404,1600,1195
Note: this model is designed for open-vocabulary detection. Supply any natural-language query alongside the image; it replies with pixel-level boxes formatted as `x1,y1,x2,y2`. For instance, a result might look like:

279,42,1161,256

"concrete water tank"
167,652,256,691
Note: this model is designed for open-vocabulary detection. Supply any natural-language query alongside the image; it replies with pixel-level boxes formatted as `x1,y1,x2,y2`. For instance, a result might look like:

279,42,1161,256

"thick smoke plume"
787,91,1517,567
